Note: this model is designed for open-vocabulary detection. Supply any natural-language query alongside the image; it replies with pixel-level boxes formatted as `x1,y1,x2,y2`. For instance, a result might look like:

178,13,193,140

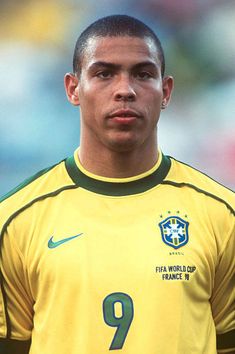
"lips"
108,109,140,118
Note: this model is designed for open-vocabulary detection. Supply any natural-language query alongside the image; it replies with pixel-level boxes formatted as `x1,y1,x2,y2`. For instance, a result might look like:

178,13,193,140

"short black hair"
73,15,165,77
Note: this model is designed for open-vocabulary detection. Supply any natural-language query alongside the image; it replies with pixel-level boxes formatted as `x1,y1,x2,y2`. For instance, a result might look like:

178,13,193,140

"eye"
135,71,153,80
96,70,113,79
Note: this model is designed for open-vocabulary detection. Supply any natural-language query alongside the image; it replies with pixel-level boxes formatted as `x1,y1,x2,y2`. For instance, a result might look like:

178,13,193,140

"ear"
161,76,174,109
64,73,80,106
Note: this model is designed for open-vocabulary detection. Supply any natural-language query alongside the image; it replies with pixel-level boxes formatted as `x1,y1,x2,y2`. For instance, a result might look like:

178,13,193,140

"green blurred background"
0,0,235,194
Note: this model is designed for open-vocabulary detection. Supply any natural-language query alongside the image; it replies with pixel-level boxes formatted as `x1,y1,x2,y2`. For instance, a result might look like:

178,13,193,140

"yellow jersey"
0,150,234,354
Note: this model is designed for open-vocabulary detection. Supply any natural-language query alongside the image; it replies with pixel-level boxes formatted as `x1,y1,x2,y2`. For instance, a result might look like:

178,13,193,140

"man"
0,15,234,354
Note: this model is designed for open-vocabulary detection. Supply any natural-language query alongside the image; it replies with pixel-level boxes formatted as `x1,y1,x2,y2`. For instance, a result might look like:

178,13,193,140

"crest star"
166,225,184,240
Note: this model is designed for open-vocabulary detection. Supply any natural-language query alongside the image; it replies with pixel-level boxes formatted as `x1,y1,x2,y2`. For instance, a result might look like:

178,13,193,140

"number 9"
103,292,134,350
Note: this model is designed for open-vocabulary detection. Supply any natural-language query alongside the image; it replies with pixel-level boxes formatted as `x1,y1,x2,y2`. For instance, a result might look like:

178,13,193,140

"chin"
106,138,142,153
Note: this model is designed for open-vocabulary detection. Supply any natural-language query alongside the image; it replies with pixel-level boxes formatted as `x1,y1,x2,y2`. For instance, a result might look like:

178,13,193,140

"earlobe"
162,76,174,109
64,73,80,106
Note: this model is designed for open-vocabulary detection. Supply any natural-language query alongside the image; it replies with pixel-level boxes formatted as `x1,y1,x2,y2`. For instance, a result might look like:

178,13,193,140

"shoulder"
165,156,235,215
0,158,75,232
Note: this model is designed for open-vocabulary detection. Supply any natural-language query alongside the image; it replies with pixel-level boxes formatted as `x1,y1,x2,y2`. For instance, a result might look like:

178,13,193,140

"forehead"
81,36,161,68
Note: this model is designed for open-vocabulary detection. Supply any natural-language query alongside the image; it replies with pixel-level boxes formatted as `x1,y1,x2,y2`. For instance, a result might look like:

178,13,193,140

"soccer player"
0,15,234,354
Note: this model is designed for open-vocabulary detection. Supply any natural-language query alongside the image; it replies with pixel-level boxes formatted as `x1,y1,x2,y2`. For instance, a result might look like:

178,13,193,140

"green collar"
65,154,171,196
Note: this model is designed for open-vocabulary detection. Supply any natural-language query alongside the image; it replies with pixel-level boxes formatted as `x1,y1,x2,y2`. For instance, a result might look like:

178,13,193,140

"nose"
114,75,136,102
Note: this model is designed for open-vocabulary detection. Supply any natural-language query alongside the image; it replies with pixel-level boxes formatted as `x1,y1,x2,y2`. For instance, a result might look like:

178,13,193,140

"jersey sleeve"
211,217,235,353
0,223,33,353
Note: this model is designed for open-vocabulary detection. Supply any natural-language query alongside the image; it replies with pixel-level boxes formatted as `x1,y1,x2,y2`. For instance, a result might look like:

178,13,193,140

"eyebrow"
88,60,159,71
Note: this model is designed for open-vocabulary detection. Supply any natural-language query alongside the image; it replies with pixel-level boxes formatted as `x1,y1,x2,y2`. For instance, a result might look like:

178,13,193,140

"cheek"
142,90,162,124
78,74,96,98
141,83,163,101
144,91,162,111
78,85,96,109
78,89,103,121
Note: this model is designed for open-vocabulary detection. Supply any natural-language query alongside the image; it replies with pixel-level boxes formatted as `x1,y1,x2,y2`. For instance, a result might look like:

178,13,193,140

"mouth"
108,109,141,118
107,109,141,125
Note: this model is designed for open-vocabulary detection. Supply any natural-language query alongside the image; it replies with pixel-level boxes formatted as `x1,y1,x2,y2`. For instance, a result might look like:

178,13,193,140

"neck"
78,141,159,178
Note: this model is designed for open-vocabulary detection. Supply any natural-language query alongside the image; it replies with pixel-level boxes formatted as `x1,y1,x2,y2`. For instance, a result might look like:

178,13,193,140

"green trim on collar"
65,154,171,196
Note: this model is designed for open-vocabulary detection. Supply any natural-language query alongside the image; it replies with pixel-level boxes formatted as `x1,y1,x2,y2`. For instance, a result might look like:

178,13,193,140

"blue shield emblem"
159,216,189,249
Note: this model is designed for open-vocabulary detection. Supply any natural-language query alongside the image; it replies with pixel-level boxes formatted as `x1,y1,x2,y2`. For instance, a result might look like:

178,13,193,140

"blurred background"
0,0,234,195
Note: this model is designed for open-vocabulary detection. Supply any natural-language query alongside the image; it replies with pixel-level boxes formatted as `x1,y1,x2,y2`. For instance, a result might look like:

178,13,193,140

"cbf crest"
159,216,189,249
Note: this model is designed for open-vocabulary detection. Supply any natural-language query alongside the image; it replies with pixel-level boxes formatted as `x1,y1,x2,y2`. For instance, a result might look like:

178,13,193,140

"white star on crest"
166,224,184,240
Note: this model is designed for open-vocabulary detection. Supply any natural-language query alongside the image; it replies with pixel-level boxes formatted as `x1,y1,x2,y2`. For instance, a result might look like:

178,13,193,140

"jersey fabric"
0,149,234,354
